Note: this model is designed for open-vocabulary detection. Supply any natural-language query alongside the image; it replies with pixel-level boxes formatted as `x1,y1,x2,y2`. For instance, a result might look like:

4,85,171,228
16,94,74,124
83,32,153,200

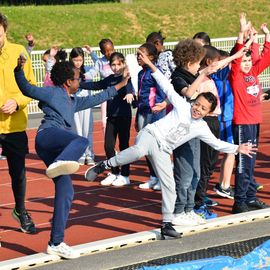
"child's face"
71,55,83,69
110,59,125,75
191,96,212,119
186,60,201,75
102,43,114,60
240,54,252,73
137,47,154,67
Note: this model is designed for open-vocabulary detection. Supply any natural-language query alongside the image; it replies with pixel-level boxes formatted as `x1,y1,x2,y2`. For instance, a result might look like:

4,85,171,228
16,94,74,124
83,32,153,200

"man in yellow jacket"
0,13,36,233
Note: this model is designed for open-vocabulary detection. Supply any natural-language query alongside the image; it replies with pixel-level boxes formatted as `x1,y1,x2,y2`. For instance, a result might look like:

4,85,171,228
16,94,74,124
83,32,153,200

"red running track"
1,103,270,261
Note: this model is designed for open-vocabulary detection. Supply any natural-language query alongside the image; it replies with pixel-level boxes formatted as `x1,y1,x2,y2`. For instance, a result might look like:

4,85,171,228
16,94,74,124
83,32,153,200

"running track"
1,103,270,261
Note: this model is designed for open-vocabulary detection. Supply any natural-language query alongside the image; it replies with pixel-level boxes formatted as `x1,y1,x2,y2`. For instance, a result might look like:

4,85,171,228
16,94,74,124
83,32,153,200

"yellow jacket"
0,40,36,134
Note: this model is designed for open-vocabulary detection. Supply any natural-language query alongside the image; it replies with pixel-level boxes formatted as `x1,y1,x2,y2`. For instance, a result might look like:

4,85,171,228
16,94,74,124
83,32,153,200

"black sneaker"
204,197,219,207
247,199,270,211
12,208,36,234
214,183,234,199
84,161,109,181
232,202,249,214
160,222,182,240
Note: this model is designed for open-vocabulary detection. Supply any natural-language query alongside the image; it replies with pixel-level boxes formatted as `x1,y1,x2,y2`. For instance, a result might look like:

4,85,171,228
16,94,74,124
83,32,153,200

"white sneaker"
139,176,158,189
46,161,80,178
47,242,80,259
85,155,95,166
152,180,161,191
173,212,198,226
186,210,207,224
78,156,85,165
112,175,130,187
100,173,117,186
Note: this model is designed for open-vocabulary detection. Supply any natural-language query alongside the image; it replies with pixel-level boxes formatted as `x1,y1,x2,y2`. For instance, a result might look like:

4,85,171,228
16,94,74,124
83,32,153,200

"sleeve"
75,86,117,112
80,75,110,90
84,59,101,80
253,41,270,75
229,43,243,81
251,42,260,64
89,51,99,63
171,76,189,96
125,78,134,94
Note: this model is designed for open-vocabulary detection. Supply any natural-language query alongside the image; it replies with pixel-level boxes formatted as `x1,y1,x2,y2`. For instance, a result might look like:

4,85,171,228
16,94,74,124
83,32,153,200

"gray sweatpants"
109,129,176,222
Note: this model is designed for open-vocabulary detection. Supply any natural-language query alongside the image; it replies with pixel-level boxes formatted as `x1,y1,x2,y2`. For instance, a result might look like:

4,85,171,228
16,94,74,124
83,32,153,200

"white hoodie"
145,69,238,155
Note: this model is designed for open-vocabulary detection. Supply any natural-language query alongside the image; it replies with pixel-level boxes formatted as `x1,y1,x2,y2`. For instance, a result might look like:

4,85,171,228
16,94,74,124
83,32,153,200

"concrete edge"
1,208,270,270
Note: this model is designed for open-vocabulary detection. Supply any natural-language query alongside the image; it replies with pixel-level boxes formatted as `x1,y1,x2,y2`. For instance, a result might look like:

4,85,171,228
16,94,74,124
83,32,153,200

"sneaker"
204,197,219,207
139,176,158,189
194,205,218,219
78,157,85,165
186,210,207,225
173,212,197,226
256,183,264,191
0,154,6,160
112,175,130,187
100,173,117,186
47,242,80,259
152,180,161,191
160,222,182,240
214,183,234,199
12,208,36,234
46,160,80,178
85,161,109,182
85,156,95,166
232,202,249,214
247,199,270,211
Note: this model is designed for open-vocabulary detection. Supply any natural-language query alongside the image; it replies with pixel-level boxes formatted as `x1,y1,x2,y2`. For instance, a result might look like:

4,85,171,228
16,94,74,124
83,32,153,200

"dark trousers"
232,124,258,204
35,127,88,244
195,116,220,207
104,116,131,176
0,132,28,213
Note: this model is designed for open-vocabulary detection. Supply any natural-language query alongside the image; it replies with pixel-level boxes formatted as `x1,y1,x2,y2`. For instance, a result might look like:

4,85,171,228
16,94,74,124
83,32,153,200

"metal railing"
27,35,270,114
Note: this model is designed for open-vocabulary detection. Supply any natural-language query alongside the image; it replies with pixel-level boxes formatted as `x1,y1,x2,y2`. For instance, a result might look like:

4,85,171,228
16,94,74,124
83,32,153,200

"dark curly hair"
0,13,8,32
173,39,205,68
146,30,165,45
51,61,75,86
196,92,217,112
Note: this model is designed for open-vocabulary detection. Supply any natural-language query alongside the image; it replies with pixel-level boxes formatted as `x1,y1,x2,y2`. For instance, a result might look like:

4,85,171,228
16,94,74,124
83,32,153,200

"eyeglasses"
71,77,81,82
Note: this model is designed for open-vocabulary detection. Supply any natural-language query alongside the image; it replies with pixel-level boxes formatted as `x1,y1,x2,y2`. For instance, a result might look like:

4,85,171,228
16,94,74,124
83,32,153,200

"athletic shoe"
12,208,36,234
214,183,234,199
232,202,249,214
194,205,218,219
78,157,85,165
160,222,182,239
100,173,117,186
186,210,207,225
204,197,219,207
152,180,161,191
47,242,80,259
112,175,130,187
85,156,95,166
0,154,6,160
46,160,80,178
85,161,109,182
256,183,264,191
247,199,270,211
173,212,198,226
139,176,158,189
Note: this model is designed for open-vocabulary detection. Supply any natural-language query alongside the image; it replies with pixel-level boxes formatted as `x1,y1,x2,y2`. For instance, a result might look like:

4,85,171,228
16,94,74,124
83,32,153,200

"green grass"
1,0,270,49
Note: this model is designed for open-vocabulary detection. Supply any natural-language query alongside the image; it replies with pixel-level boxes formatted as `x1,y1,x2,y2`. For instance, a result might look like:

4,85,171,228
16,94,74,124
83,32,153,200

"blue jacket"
211,66,234,122
15,69,117,131
137,66,166,114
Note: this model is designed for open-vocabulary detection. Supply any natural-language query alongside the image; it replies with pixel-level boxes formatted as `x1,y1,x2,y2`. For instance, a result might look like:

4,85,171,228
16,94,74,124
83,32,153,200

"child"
136,42,167,191
70,47,95,166
85,39,115,134
193,32,211,46
85,50,256,239
14,58,130,259
25,33,35,55
146,30,176,79
81,52,134,186
229,17,270,214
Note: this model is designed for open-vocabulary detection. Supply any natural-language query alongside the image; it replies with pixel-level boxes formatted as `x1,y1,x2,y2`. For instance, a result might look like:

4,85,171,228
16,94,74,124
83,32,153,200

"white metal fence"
27,35,270,114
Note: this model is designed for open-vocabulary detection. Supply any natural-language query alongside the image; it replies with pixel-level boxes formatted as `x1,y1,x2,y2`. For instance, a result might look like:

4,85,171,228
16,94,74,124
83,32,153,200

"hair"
140,42,158,63
146,30,165,45
109,52,125,65
196,92,217,112
218,49,229,58
51,61,75,86
173,39,205,68
200,45,220,68
192,32,211,46
99,38,114,53
69,47,86,77
43,48,67,63
0,13,8,32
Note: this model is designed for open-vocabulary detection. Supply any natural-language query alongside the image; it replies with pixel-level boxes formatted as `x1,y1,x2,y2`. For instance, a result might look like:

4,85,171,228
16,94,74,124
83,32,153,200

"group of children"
12,13,270,259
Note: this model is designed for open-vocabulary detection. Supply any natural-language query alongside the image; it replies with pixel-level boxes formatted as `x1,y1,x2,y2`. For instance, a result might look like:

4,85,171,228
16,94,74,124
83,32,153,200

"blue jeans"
173,138,200,213
35,127,88,244
233,124,259,204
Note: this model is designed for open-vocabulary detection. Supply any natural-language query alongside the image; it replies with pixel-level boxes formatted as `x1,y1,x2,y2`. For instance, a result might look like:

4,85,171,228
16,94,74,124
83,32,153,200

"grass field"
1,0,270,49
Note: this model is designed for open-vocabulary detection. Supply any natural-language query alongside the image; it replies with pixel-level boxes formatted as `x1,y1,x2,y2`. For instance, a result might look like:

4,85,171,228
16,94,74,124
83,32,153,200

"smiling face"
191,95,212,119
110,58,125,75
240,54,252,73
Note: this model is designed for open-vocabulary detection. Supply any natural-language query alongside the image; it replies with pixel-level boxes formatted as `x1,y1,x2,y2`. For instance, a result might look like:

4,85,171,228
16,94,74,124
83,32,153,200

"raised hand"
261,23,269,35
84,45,92,53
